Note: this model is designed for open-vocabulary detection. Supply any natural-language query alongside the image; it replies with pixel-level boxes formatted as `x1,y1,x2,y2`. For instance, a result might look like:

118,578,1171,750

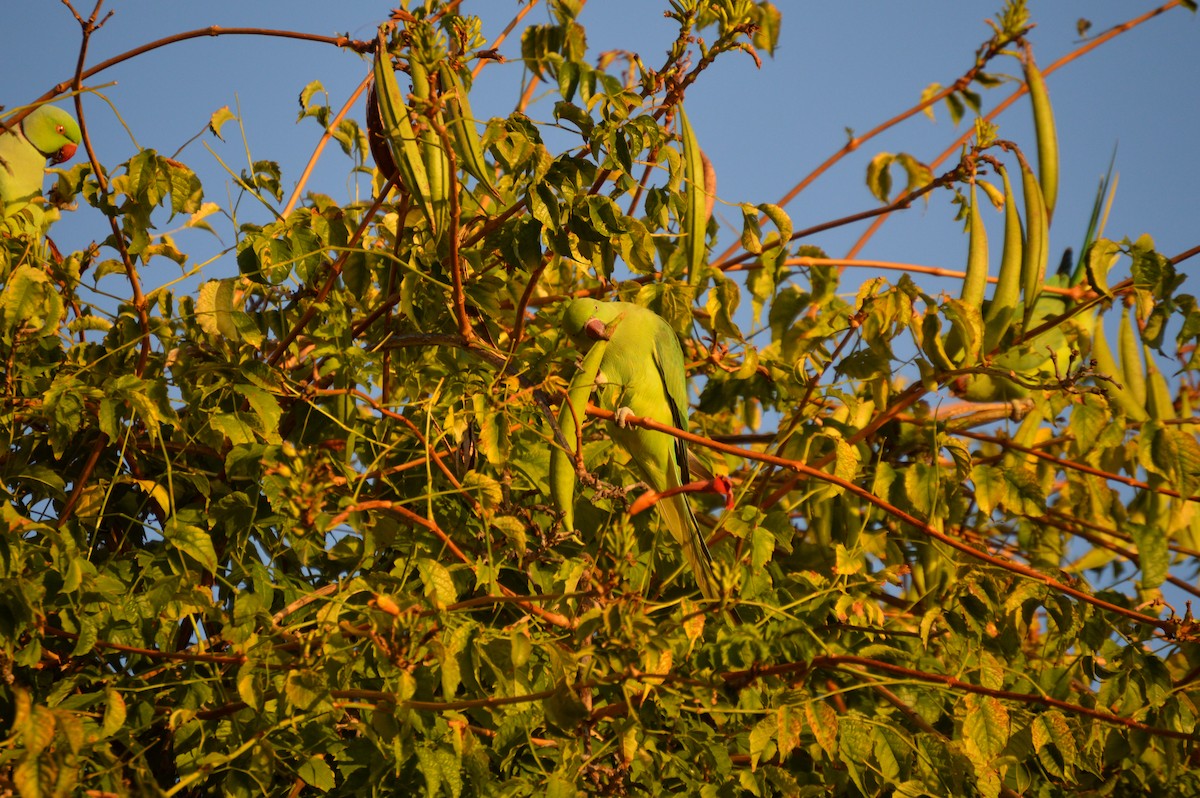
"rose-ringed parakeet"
0,105,81,206
556,298,727,605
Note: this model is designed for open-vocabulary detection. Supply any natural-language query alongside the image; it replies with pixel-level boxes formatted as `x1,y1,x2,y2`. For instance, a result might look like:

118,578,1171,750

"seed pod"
960,181,989,310
1020,161,1049,329
678,106,709,286
437,63,498,195
1009,402,1045,467
943,181,989,366
408,53,450,233
1024,54,1059,222
983,164,1023,352
1090,320,1148,421
366,86,400,186
1117,306,1147,409
373,31,433,215
1144,343,1176,421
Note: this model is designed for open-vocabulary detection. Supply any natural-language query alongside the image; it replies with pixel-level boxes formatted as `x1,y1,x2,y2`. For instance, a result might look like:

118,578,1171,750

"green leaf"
866,152,894,203
1084,238,1120,298
971,464,1006,516
543,680,589,732
920,83,943,121
749,717,775,769
806,700,838,757
285,669,328,712
1128,521,1169,591
209,106,237,139
164,518,217,571
100,689,127,739
739,203,763,255
417,558,458,608
2,265,61,336
297,755,336,791
1002,467,1045,516
963,694,1010,760
1031,711,1077,770
234,383,281,442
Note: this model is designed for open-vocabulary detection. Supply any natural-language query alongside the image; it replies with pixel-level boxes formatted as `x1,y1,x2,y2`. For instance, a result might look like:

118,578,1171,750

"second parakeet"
559,298,726,604
0,105,81,206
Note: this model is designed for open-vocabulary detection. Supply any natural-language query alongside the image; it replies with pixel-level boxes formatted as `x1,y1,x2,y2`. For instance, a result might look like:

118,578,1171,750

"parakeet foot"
593,480,649,502
614,406,634,428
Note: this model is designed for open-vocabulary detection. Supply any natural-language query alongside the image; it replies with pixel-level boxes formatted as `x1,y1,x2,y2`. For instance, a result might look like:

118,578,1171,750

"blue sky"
4,1,1196,299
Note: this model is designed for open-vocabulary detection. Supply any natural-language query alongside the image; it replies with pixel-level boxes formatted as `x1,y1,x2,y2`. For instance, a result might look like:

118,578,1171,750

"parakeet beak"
52,142,77,164
583,317,610,341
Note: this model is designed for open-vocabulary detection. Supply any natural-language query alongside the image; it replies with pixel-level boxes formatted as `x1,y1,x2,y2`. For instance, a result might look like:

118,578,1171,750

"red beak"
583,317,610,341
52,142,77,164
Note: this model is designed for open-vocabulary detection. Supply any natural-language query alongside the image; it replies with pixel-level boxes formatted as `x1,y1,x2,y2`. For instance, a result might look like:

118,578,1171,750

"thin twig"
282,71,373,217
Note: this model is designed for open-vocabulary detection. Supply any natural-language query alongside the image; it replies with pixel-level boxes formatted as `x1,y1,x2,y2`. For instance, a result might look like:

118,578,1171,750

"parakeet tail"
659,491,741,621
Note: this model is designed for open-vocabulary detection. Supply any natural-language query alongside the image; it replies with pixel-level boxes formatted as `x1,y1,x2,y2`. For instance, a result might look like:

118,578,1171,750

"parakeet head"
23,105,81,165
562,298,620,344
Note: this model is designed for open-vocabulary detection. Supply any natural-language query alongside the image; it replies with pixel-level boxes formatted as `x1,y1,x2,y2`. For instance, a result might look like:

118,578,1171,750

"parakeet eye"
56,125,65,134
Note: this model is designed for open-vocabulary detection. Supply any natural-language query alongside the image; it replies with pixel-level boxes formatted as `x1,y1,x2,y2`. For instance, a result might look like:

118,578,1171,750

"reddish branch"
721,654,1195,741
1172,243,1200,265
585,404,1181,635
959,427,1200,504
282,71,374,217
1042,515,1200,601
45,625,245,665
845,0,1186,259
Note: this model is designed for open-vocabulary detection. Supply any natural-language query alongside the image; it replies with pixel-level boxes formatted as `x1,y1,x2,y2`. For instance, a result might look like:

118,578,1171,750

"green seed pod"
1024,55,1059,222
1144,343,1176,421
438,63,497,194
678,106,709,286
408,54,450,234
373,31,433,214
960,181,989,310
1090,320,1148,422
1117,306,1147,409
983,164,1023,352
1020,162,1049,329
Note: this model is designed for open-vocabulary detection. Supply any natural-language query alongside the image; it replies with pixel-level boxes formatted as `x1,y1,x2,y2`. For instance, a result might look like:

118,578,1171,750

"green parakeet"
559,298,725,604
0,105,81,206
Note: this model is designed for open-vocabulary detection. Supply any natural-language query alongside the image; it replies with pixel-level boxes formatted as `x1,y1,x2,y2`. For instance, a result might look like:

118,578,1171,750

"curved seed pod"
1118,306,1147,409
409,54,450,234
1090,321,1148,421
1144,343,1176,421
943,181,989,366
983,164,1023,352
678,106,709,286
549,339,609,530
960,181,989,309
1009,402,1045,466
437,63,498,196
954,371,1029,402
373,32,432,214
365,86,400,186
1024,54,1059,222
1019,162,1049,329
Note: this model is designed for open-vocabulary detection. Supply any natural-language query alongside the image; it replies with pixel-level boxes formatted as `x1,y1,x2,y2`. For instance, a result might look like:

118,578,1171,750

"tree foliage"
2,1,1199,796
